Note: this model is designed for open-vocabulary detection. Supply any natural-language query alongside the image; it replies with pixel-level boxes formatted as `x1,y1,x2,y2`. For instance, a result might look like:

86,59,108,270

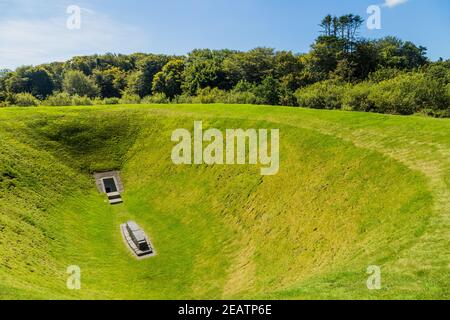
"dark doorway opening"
102,178,118,193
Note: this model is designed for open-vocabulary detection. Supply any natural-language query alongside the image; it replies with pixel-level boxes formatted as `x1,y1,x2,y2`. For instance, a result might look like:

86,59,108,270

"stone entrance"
94,171,124,205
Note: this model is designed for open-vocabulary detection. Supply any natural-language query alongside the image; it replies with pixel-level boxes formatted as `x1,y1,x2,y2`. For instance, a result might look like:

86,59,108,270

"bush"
174,94,195,104
425,64,450,85
92,98,105,105
174,89,258,105
71,95,93,106
368,68,404,83
12,93,40,107
43,92,73,106
141,93,169,104
223,91,258,105
103,97,120,105
278,87,298,106
295,80,346,110
119,93,141,104
253,77,281,105
343,82,375,112
0,101,10,107
294,72,449,116
194,87,228,104
91,97,120,105
368,72,448,115
419,108,450,118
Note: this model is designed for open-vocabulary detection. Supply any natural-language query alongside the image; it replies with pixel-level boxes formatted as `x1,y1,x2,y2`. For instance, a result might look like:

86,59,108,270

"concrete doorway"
102,178,118,194
94,171,124,205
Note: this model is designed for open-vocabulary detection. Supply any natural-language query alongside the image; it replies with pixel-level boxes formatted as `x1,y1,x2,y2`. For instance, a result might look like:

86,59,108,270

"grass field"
0,104,448,300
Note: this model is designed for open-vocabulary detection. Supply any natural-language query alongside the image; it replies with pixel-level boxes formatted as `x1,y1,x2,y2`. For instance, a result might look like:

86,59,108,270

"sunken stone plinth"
94,171,124,205
121,221,155,259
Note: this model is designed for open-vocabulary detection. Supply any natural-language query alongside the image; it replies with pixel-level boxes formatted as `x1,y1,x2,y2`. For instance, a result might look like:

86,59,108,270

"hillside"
0,104,448,299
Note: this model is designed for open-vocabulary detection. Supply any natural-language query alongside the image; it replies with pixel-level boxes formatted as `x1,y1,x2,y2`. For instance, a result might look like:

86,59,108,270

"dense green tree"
126,71,147,98
309,14,365,80
66,56,99,75
0,70,10,102
222,53,246,88
274,51,302,78
0,69,10,78
182,59,222,94
182,49,233,94
3,67,53,99
320,15,334,36
254,76,280,105
308,36,346,78
127,54,171,97
239,47,275,83
375,37,428,70
27,68,54,99
63,70,99,98
351,40,379,80
340,14,364,50
332,58,358,82
38,62,65,92
273,51,304,91
221,48,276,86
319,14,363,52
93,53,135,72
152,59,185,99
4,66,32,94
94,67,126,98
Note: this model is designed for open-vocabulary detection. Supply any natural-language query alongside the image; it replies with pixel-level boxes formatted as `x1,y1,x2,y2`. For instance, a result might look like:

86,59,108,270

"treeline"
0,14,449,117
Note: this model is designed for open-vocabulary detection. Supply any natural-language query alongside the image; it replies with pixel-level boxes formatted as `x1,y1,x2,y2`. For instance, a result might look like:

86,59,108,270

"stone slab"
120,223,155,260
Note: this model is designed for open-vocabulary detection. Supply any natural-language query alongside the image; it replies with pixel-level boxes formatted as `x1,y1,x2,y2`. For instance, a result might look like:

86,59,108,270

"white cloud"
383,0,408,8
0,9,145,69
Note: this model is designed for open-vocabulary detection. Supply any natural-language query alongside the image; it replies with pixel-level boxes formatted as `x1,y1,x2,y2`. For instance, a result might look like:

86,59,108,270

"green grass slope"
0,104,448,300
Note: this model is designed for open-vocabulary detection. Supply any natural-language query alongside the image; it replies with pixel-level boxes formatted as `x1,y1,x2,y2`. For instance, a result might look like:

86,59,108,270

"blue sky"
0,0,449,69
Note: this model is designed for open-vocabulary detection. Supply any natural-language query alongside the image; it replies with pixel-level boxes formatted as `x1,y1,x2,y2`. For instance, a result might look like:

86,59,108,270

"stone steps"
109,197,123,205
107,192,123,205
